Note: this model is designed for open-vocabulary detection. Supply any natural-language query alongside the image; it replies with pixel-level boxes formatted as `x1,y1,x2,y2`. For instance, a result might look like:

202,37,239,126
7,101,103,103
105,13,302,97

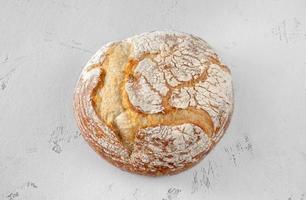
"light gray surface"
1,0,306,199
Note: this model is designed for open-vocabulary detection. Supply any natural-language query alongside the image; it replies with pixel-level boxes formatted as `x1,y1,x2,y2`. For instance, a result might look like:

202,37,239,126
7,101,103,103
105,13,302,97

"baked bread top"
73,31,234,176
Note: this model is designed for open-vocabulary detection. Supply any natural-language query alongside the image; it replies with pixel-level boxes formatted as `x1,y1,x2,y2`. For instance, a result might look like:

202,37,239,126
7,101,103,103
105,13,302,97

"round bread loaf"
73,31,234,176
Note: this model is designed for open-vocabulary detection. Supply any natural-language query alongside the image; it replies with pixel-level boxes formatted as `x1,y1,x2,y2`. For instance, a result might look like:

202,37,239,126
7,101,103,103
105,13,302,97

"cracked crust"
73,31,234,176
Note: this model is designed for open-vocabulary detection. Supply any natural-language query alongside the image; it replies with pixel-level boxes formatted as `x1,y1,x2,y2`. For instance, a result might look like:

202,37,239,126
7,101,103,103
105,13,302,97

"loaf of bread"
73,31,234,176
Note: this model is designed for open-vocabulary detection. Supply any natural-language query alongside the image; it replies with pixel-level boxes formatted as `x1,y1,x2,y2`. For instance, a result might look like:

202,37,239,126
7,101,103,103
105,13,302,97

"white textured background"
1,0,306,199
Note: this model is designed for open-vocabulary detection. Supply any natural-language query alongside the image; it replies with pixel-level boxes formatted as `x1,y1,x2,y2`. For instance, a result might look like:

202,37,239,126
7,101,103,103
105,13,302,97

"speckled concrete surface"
1,0,306,199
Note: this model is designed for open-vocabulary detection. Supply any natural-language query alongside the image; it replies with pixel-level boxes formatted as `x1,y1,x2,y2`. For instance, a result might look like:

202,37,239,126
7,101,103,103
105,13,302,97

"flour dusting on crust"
73,31,234,176
131,124,212,172
125,32,233,133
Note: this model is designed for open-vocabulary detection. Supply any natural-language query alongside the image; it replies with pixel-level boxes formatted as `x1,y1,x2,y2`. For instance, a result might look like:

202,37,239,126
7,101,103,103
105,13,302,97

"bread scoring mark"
74,65,131,163
91,42,135,149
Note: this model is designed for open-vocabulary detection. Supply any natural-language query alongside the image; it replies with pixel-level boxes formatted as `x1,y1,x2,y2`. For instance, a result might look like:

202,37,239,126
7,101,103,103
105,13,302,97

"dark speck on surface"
1,82,6,90
6,192,19,200
49,126,81,153
162,188,181,200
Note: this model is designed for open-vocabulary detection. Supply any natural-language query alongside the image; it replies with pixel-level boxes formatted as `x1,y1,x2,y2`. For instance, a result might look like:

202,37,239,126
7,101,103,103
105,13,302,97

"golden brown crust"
73,31,234,176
